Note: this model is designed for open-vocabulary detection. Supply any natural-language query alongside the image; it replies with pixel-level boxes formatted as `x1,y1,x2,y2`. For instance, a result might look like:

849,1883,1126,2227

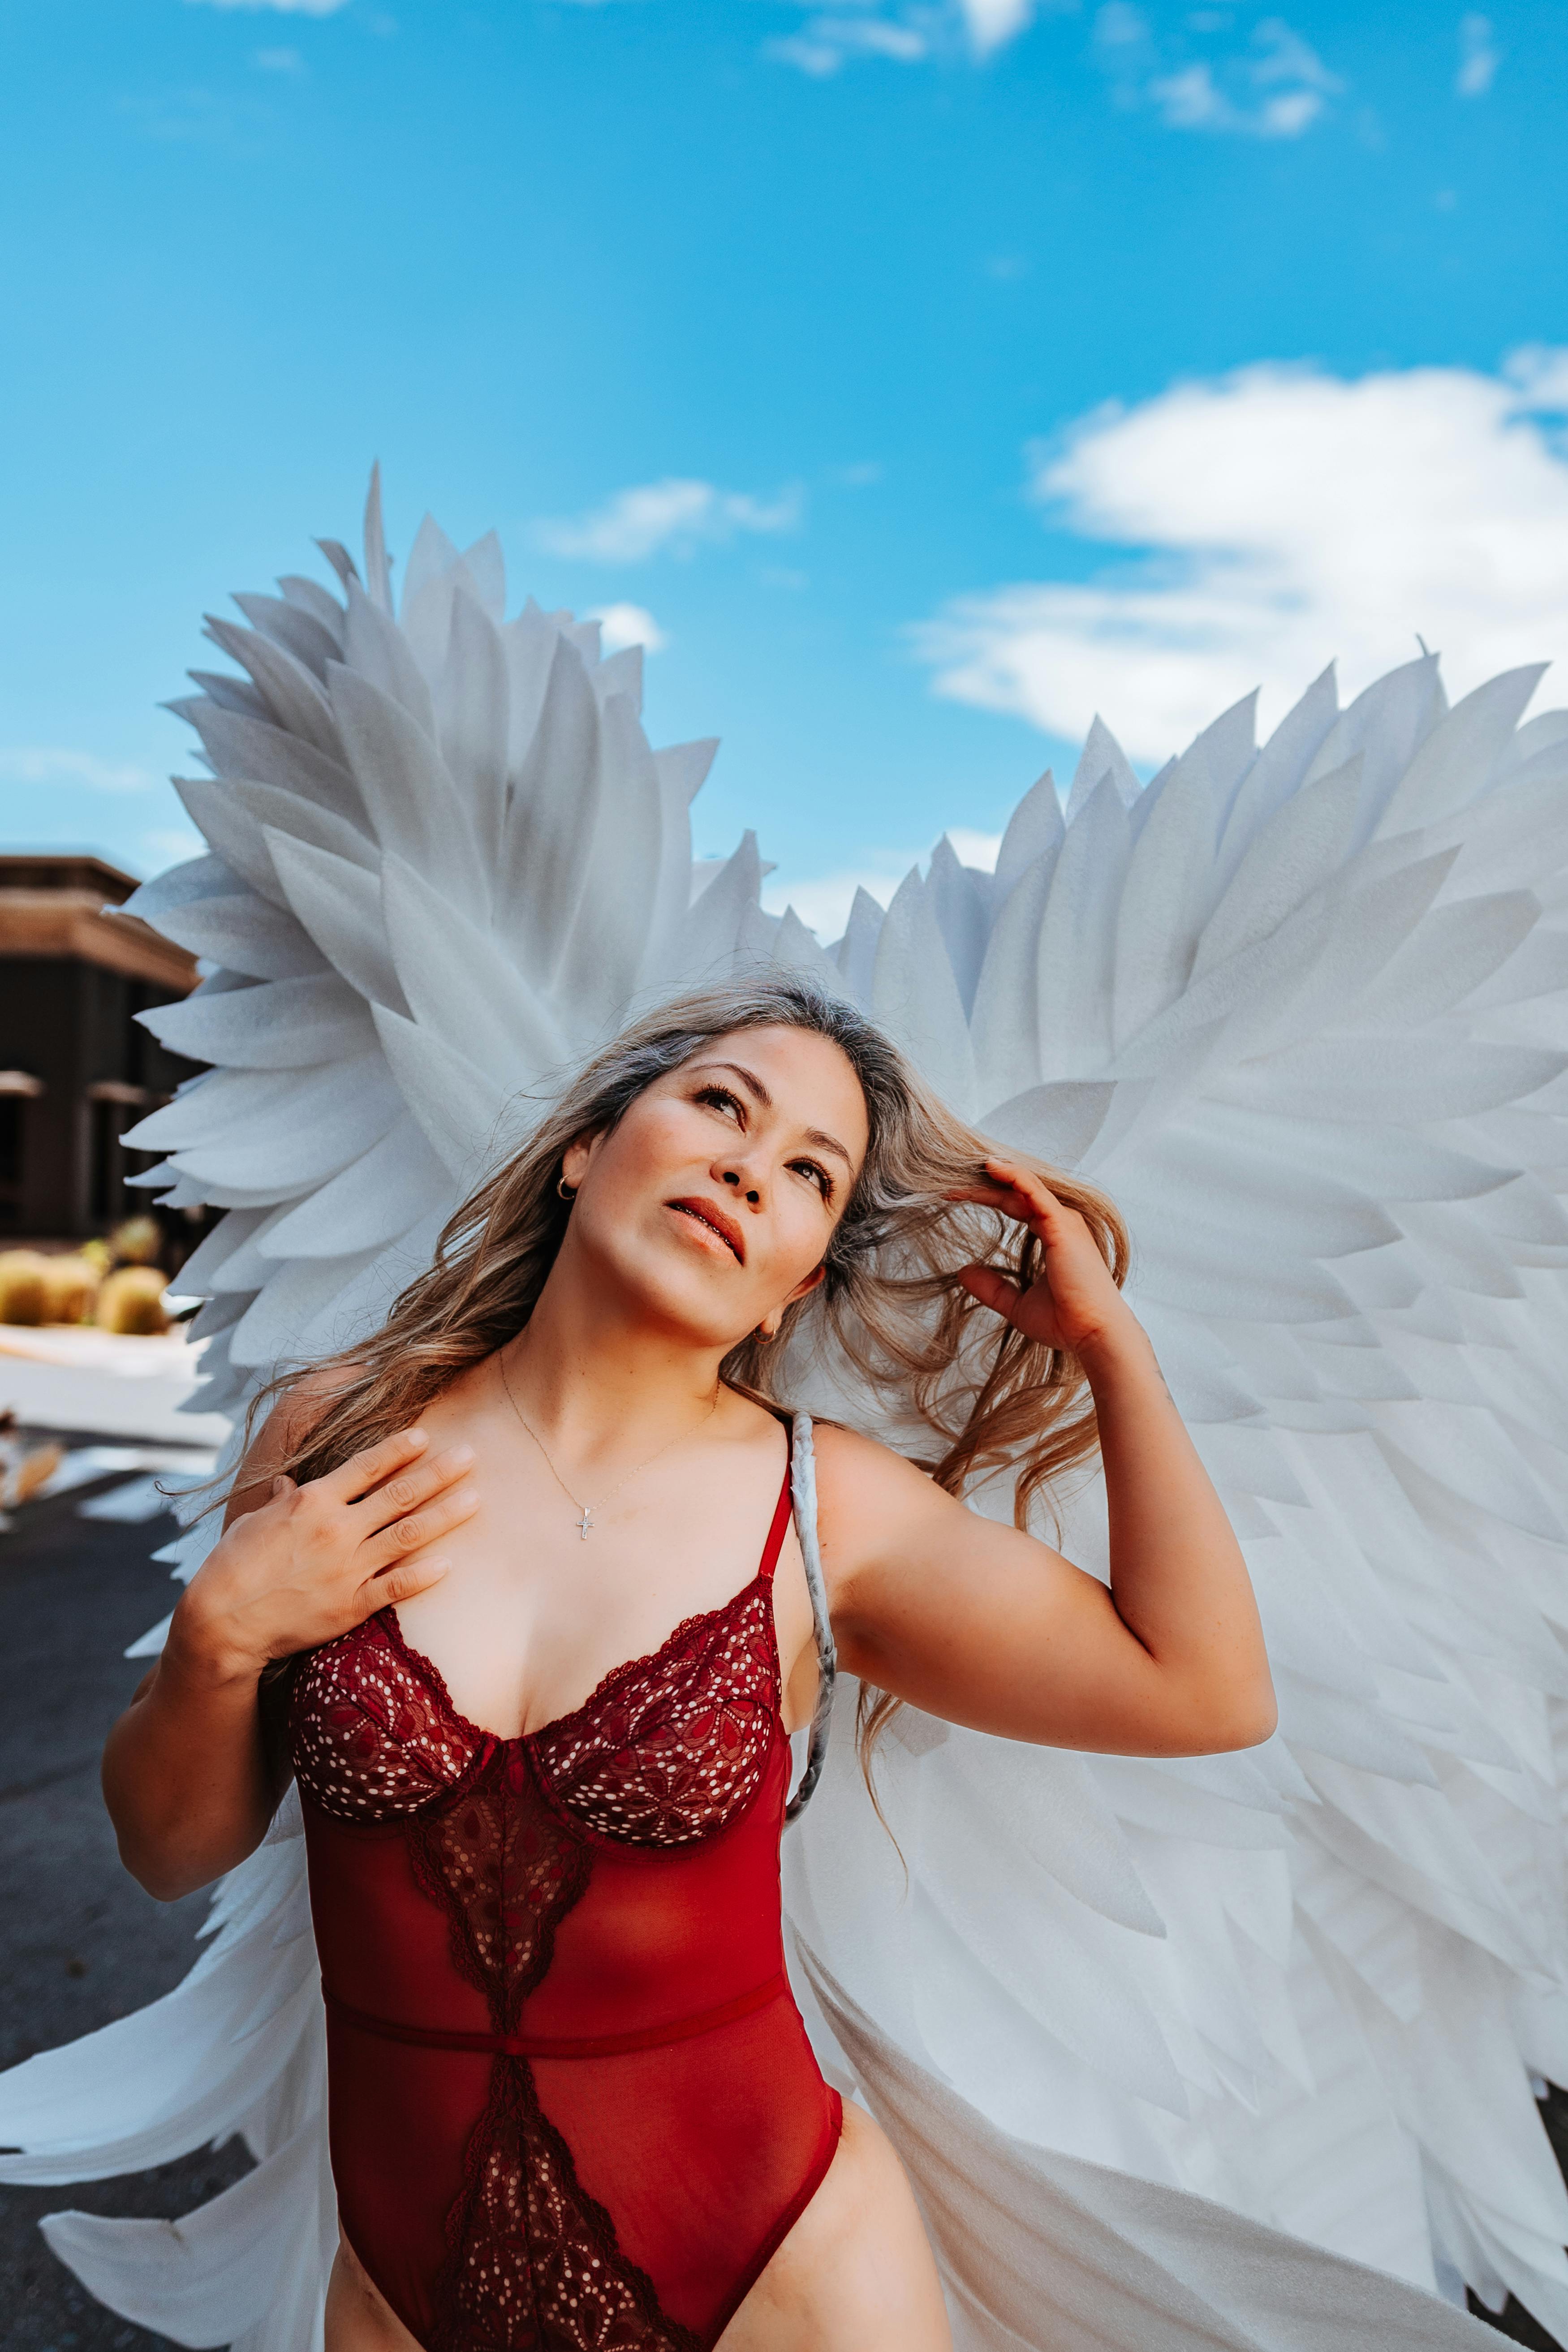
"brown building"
0,855,200,1242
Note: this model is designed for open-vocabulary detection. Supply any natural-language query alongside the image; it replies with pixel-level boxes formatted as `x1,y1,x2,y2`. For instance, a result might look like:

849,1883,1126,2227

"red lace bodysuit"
289,1430,842,2352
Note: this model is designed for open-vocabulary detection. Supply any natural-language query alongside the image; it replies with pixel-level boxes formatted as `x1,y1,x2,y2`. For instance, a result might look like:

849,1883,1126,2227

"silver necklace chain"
496,1353,720,1539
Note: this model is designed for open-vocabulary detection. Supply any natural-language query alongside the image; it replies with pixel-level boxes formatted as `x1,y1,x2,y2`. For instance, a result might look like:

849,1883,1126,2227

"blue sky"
2,0,1566,935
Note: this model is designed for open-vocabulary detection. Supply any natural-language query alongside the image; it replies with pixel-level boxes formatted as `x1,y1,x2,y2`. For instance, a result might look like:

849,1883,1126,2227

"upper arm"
813,1423,1232,1757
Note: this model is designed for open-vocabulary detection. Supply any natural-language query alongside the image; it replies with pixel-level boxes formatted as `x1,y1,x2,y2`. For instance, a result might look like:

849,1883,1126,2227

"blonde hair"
261,974,1128,1761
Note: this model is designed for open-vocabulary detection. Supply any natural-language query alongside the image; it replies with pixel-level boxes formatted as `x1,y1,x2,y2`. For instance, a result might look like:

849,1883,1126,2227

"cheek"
594,1106,691,1197
769,1190,834,1289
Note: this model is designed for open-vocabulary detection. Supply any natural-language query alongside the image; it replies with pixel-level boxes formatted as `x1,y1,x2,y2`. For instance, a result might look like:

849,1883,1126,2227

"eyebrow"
696,1060,857,1172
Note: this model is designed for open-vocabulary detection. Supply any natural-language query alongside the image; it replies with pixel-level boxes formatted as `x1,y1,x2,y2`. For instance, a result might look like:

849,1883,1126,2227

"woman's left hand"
951,1158,1136,1360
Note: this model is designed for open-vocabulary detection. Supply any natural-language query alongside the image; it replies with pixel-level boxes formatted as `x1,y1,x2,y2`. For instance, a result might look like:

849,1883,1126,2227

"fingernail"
449,1443,476,1465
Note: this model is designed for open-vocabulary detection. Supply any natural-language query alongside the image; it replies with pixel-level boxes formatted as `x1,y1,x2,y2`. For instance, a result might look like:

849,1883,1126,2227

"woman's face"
559,1025,871,1352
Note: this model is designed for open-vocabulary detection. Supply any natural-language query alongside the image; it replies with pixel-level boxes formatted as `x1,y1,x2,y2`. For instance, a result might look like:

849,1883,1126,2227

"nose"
721,1167,762,1207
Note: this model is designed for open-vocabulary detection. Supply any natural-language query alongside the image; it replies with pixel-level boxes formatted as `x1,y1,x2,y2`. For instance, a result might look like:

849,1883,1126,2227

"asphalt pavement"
0,1447,250,2352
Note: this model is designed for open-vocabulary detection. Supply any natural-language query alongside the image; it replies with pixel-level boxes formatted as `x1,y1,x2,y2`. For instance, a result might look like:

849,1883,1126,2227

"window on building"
0,1098,22,1226
90,1097,123,1225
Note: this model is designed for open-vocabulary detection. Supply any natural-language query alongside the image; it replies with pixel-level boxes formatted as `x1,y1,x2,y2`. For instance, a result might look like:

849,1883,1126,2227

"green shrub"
0,1252,49,1326
40,1255,101,1325
96,1265,170,1335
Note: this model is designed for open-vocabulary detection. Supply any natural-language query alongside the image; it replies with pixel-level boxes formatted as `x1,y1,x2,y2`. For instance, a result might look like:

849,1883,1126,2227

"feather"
14,476,1568,2352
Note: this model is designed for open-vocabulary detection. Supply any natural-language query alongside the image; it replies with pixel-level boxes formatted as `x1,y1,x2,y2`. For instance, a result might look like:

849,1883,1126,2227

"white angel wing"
0,474,828,2351
1,473,1562,2350
786,652,1568,2341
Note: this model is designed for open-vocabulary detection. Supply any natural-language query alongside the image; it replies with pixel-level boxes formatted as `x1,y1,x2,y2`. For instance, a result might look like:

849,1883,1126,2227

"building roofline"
0,852,143,906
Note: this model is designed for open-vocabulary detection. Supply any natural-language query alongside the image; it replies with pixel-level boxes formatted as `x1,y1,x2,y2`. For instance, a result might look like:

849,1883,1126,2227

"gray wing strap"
785,1411,837,1823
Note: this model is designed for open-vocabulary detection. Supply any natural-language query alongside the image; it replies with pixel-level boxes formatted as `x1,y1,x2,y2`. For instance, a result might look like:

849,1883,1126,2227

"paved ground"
0,1446,250,2352
0,1439,1564,2352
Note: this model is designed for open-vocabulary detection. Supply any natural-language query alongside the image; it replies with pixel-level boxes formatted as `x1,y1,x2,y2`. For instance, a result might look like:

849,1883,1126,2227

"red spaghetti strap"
757,1437,795,1587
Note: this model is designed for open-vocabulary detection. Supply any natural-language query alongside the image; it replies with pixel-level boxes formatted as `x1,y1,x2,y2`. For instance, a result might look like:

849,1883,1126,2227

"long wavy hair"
256,973,1129,1763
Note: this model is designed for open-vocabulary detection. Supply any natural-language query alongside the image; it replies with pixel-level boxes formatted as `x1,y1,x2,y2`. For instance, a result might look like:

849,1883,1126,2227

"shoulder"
259,1359,364,1459
226,1359,365,1523
807,1418,922,1484
806,1420,956,1574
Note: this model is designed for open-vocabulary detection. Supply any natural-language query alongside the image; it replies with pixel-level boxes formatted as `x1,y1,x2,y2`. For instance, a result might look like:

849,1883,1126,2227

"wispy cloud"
766,0,1056,78
586,603,668,654
914,348,1568,762
253,46,306,72
1456,12,1499,97
184,0,349,14
0,747,154,793
958,0,1038,52
767,12,933,78
1096,6,1341,138
535,478,802,562
764,827,1003,940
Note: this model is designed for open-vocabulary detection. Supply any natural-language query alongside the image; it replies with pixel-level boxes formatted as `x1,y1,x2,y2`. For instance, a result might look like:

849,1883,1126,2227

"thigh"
324,2231,426,2352
717,2101,951,2352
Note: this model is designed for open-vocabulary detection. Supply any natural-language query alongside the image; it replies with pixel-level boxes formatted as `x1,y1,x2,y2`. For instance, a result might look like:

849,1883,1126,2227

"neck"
497,1237,725,1452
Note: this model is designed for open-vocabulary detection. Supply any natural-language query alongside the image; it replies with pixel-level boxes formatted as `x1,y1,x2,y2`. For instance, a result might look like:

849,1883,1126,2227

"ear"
761,1261,827,1337
560,1133,595,1190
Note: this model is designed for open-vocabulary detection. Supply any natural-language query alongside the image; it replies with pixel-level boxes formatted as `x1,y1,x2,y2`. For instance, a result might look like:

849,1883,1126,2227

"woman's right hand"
171,1427,477,1685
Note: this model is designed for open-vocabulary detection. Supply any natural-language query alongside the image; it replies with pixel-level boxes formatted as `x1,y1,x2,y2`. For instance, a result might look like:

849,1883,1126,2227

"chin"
586,1214,755,1353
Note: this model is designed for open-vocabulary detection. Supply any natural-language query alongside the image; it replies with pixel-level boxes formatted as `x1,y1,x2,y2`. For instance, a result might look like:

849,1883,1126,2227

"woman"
102,974,1275,2352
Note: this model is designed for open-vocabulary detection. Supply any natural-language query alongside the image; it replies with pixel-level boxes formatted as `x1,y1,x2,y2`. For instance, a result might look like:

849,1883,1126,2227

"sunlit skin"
102,1024,1275,2352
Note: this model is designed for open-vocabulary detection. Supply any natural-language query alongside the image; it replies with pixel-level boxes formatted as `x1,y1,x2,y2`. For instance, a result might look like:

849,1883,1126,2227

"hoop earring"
557,1176,577,1202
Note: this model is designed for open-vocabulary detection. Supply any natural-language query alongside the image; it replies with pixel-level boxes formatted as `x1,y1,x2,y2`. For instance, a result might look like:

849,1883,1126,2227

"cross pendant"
576,1507,594,1540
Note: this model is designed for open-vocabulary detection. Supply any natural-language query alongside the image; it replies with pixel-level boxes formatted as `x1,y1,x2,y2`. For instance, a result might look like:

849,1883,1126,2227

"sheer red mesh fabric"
290,1456,842,2351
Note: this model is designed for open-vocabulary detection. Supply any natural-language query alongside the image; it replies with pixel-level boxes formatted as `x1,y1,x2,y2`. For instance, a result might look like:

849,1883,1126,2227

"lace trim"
290,1611,487,1825
405,1747,592,2034
430,2055,700,2352
375,1576,772,1759
526,1578,768,1751
531,1585,780,1847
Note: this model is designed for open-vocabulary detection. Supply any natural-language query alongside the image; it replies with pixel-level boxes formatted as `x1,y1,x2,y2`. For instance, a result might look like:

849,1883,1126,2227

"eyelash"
692,1084,834,1203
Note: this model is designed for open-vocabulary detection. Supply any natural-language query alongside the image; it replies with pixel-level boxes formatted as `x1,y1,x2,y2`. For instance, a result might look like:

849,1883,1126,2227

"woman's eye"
793,1160,832,1200
696,1085,741,1121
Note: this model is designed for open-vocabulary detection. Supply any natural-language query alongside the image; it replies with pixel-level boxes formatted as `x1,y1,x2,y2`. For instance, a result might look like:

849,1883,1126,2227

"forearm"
1081,1322,1275,1742
101,1596,281,1901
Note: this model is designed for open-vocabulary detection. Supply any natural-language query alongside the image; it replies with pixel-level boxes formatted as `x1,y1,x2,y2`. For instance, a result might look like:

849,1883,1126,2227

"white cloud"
764,857,917,938
1456,13,1499,97
535,478,802,563
765,828,1002,940
946,826,1004,869
586,603,668,655
766,0,1057,77
915,349,1568,763
253,45,306,71
956,0,1038,53
0,747,153,793
767,14,931,76
184,0,348,13
1098,6,1340,138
